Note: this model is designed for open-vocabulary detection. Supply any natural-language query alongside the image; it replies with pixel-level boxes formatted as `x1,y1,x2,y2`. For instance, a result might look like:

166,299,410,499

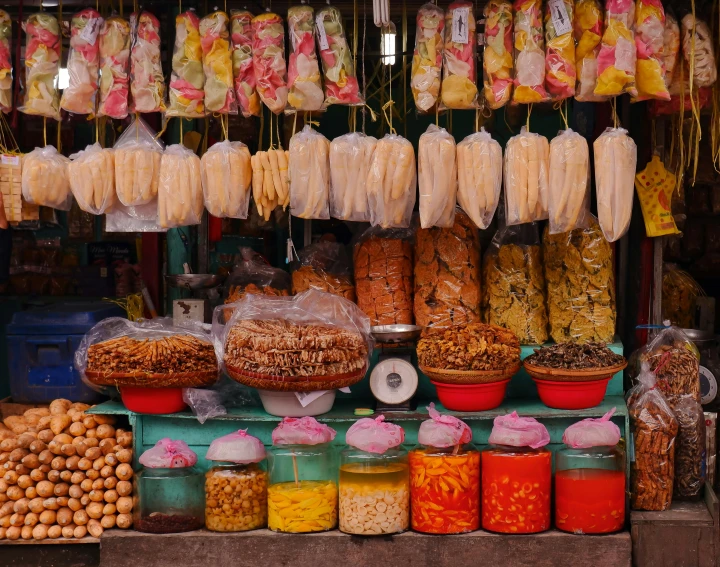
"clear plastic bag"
681,15,717,88
224,247,291,307
272,416,337,445
346,415,404,454
60,8,102,115
411,3,445,113
200,11,237,114
440,1,479,109
183,388,227,424
251,149,289,219
367,134,417,229
641,325,701,404
595,0,637,97
562,409,621,448
68,142,115,215
594,127,637,242
504,127,549,225
548,128,590,234
662,268,704,329
483,0,513,109
140,438,198,468
286,5,323,111
512,0,549,103
289,125,331,219
200,140,252,219
252,12,288,114
113,115,164,207
456,129,502,230
105,201,166,233
167,10,205,118
0,10,12,113
634,0,670,101
231,10,261,118
418,403,472,447
544,0,575,100
673,395,706,499
19,13,61,119
316,5,363,106
206,430,266,464
22,146,72,211
291,240,355,301
573,0,604,102
662,12,680,88
329,132,377,221
129,11,166,114
158,144,204,228
97,16,131,119
418,124,457,229
488,411,550,448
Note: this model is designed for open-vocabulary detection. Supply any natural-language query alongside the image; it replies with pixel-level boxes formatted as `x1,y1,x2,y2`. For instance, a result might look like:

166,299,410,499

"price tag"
548,0,572,36
452,6,470,44
316,14,329,50
1,155,19,166
295,390,330,407
79,17,103,46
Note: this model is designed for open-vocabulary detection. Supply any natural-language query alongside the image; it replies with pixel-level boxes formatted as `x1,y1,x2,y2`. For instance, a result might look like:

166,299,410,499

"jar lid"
206,429,266,464
562,409,621,449
346,415,404,454
271,417,337,446
488,412,550,449
418,403,472,448
139,438,198,468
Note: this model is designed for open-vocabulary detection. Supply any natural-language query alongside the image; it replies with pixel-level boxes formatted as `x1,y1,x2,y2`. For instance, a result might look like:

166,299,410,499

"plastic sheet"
206,430,266,464
167,10,205,118
544,0,575,100
183,388,227,424
346,415,404,454
113,115,164,207
642,325,701,404
367,134,417,229
440,1,478,109
681,15,717,88
662,12,680,88
411,3,444,113
272,417,337,445
574,0,604,101
231,10,260,118
158,144,204,228
97,16,131,119
60,9,102,115
595,0,637,97
548,128,590,234
291,240,355,302
289,125,331,219
287,5,323,111
418,124,457,228
105,201,166,233
251,148,289,219
68,143,115,215
200,11,236,114
418,403,472,447
456,129,502,230
140,439,198,468
512,0,549,103
252,12,287,114
22,146,71,211
504,127,549,225
129,11,165,114
316,5,363,106
634,0,669,101
0,10,12,113
19,13,61,119
200,140,252,219
488,411,550,448
329,132,377,222
563,409,621,448
483,0,513,109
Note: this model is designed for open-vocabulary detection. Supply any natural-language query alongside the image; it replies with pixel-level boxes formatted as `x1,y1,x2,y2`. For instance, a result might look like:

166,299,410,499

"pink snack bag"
345,415,405,454
272,417,337,446
563,409,621,448
418,403,472,448
206,429,266,464
488,411,550,448
139,438,198,468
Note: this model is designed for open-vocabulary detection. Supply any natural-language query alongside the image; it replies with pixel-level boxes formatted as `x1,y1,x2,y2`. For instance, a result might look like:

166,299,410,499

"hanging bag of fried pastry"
289,125,331,220
201,140,252,219
504,127,549,225
456,128,502,230
548,128,591,234
291,240,355,302
418,124,457,228
22,145,72,210
329,132,377,221
158,144,204,228
251,145,289,221
68,143,115,215
681,13,717,89
113,115,164,207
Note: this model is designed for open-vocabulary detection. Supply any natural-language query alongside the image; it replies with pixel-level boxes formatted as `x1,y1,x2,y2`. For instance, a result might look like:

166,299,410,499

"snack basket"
523,361,628,383
419,364,520,385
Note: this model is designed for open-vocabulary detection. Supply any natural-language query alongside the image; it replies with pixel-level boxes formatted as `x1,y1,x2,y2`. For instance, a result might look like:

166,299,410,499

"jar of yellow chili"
409,403,479,534
267,417,338,533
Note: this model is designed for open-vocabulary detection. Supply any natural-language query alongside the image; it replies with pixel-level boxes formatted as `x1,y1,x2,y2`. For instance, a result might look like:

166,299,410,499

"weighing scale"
165,274,226,324
369,325,422,412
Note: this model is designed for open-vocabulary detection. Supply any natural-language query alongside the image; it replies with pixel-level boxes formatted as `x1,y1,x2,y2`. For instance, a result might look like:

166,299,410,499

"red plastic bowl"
120,387,187,414
430,379,510,411
532,377,611,410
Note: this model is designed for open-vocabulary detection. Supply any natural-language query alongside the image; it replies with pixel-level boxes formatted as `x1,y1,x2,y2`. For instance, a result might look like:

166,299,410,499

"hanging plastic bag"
418,124,457,229
0,10,11,113
329,132,377,222
139,439,198,468
512,0,549,103
68,143,115,215
563,409,621,448
287,4,324,111
60,9,102,115
574,0,604,102
272,417,337,445
635,155,679,238
483,0,513,109
411,3,445,113
641,325,701,404
113,115,164,207
22,146,71,211
681,14,717,88
252,12,288,114
367,134,417,229
595,0,637,97
105,201,166,233
251,148,289,219
200,11,237,114
316,5,363,106
158,144,204,228
129,11,166,114
97,16,131,119
456,129,502,230
346,415,405,454
440,1,478,109
201,140,252,219
633,0,669,101
504,127,550,225
19,13,61,119
183,388,227,424
291,240,355,301
206,430,266,464
231,10,261,118
548,128,590,234
418,403,472,447
289,125,331,220
488,411,550,448
544,0,575,100
223,247,291,307
662,12,680,88
594,127,637,242
167,10,205,118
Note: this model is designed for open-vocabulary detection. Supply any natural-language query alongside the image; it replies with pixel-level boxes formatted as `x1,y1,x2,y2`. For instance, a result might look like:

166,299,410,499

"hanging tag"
2,155,19,166
452,6,470,44
548,0,572,36
476,17,485,46
316,14,330,50
79,17,103,46
286,238,295,264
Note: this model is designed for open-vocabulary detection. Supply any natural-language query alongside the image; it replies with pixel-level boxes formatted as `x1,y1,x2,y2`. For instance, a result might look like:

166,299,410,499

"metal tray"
371,324,422,344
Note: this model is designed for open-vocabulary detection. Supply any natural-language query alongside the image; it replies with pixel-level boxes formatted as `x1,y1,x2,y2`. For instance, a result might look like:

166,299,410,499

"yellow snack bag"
634,155,680,237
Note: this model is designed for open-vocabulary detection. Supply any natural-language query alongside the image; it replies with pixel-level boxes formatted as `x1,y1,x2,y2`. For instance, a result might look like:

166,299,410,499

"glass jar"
134,467,205,533
205,462,268,532
339,447,410,535
267,443,338,533
409,444,480,534
555,445,625,534
481,445,551,534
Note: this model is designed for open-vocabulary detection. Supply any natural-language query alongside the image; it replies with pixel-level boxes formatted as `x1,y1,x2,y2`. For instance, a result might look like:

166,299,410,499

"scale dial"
370,358,418,405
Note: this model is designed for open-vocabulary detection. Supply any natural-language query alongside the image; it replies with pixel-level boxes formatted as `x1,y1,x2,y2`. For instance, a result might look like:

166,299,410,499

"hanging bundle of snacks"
367,134,417,229
287,5,324,111
167,11,205,118
418,124,457,228
22,146,71,210
316,5,363,106
441,1,478,109
200,12,236,114
113,115,163,207
60,9,102,115
200,141,252,219
594,0,637,97
456,129,502,229
548,128,590,234
634,0,669,101
0,10,11,112
504,127,549,225
19,13,61,119
681,14,717,88
483,0,513,109
512,0,549,103
252,12,288,114
97,16,131,119
68,143,115,215
289,125,331,219
573,0,604,101
158,145,204,228
544,0,576,100
329,132,377,221
231,10,261,118
130,12,165,114
411,3,444,113
251,148,289,220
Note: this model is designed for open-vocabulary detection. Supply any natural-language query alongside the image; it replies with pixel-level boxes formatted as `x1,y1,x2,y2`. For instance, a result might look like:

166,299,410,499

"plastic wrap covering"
287,5,323,111
97,16,131,119
231,11,260,118
489,411,550,447
200,12,237,114
60,9,102,115
456,129,502,230
19,13,61,119
167,11,205,118
662,13,680,88
548,128,590,234
414,210,481,328
662,268,703,329
633,0,669,101
346,415,404,454
512,0,549,103
68,143,115,215
504,128,549,225
291,240,356,302
329,132,377,222
594,127,637,242
201,140,252,219
289,125,330,219
22,146,71,211
272,416,337,445
251,149,289,221
595,0,637,97
367,134,417,229
482,224,548,345
483,0,513,109
563,410,622,448
543,220,616,343
114,115,163,207
418,124,457,229
0,11,12,112
140,438,198,468
440,1,478,109
574,0,604,101
158,144,204,228
316,5,363,106
130,11,165,114
223,248,291,308
252,12,287,114
681,15,717,88
544,0,575,100
411,3,444,113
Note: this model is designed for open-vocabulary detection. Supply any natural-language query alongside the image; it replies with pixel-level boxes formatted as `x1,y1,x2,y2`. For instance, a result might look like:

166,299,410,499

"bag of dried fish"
524,342,625,370
223,247,291,307
482,224,548,345
291,240,356,302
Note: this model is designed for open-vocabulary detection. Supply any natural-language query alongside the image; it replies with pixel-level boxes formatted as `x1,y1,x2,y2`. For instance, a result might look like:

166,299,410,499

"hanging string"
95,117,99,144
43,118,47,147
525,103,533,131
258,110,264,151
361,0,367,132
268,112,274,149
557,100,569,130
180,119,184,145
688,0,701,185
276,114,282,149
435,105,439,127
221,114,228,141
611,98,619,128
57,0,63,156
292,112,298,138
381,101,396,135
402,0,408,137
